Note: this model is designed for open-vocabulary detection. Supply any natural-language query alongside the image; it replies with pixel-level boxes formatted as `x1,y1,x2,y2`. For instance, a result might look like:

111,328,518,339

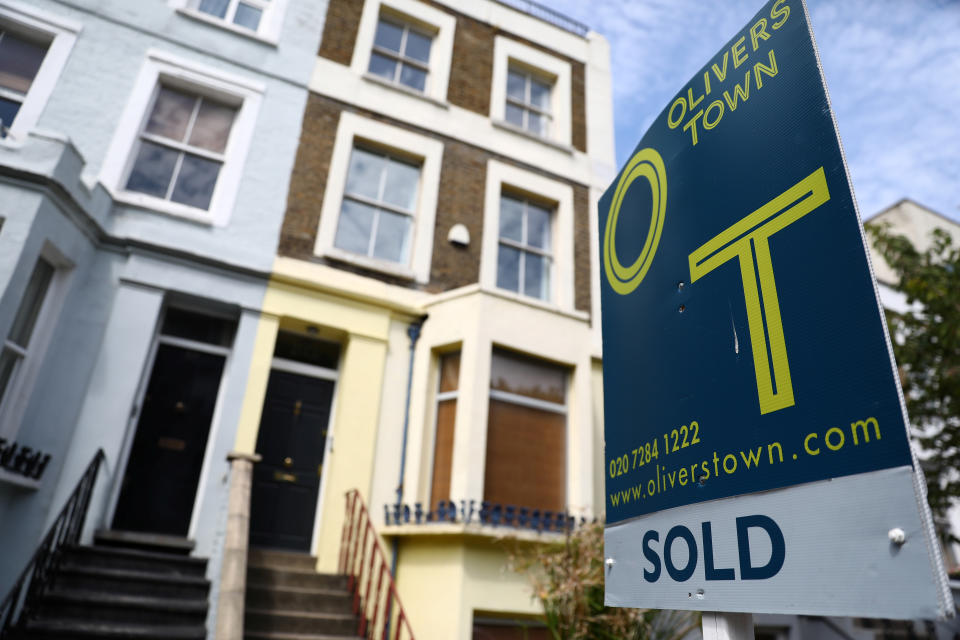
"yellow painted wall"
236,270,403,571
395,535,543,640
395,537,467,639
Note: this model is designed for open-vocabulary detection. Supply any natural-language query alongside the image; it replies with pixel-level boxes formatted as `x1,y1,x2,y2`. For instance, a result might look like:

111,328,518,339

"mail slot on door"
274,471,297,483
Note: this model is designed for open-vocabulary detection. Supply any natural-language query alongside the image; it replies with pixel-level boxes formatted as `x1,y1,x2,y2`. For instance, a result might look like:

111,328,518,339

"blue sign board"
600,0,951,618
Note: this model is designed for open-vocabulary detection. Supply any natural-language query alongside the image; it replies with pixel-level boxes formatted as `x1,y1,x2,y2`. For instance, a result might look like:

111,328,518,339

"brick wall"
279,93,592,313
316,0,588,153
444,9,495,117
318,0,362,63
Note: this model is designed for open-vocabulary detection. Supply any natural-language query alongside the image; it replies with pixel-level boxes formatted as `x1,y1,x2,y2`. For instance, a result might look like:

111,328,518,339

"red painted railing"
339,489,416,640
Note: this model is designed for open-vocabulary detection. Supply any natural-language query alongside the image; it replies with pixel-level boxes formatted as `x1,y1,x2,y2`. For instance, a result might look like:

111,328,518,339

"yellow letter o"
603,148,667,295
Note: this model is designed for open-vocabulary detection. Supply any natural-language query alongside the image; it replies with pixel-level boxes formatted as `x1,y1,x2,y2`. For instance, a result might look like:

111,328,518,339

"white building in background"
753,198,960,639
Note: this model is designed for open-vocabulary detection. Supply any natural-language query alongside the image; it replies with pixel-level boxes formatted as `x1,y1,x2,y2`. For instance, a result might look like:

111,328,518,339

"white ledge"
175,8,279,46
492,120,575,154
0,468,41,490
362,73,450,110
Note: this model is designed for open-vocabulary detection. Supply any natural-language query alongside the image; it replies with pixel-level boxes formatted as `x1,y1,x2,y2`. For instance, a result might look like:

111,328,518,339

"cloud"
545,0,960,219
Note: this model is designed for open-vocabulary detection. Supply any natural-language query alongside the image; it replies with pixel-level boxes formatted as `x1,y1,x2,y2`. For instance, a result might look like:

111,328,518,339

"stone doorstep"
95,529,195,554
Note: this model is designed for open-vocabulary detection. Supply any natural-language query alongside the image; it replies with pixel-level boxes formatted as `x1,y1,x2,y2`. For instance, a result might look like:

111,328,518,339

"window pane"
197,0,230,18
438,352,460,393
188,99,236,153
399,64,427,92
499,197,523,242
273,331,340,369
372,209,411,263
0,97,20,136
530,79,551,111
382,158,419,211
484,399,565,511
161,307,236,347
526,204,550,249
506,70,526,102
345,148,386,201
368,52,397,82
527,111,545,136
0,347,20,405
7,258,55,349
374,19,403,53
126,141,179,199
523,252,549,300
335,199,376,255
431,397,457,512
496,245,520,293
233,3,262,30
145,87,196,142
0,32,48,95
490,349,566,404
171,154,221,210
404,29,432,63
504,103,524,128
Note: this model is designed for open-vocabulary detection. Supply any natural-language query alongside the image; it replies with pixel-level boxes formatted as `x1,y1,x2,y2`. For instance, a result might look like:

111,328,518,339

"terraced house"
0,0,326,636
0,0,615,638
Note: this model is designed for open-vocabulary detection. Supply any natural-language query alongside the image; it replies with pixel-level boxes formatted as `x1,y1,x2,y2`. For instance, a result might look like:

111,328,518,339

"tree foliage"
868,222,960,529
506,522,698,640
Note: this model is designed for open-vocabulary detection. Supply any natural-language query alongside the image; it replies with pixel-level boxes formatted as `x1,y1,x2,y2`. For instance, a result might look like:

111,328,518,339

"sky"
546,0,960,221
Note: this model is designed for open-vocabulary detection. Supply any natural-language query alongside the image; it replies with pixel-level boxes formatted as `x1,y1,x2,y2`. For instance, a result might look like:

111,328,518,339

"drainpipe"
391,314,427,577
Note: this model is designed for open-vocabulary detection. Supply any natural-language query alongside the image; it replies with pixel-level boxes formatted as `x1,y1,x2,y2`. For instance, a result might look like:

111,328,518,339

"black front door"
249,369,334,551
113,344,225,535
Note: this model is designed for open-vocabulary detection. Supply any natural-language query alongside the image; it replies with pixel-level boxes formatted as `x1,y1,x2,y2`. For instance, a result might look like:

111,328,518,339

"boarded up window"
473,619,550,640
430,351,460,510
484,349,566,512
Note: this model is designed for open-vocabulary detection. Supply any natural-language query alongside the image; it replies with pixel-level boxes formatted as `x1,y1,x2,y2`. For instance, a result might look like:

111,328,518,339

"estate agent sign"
599,0,952,619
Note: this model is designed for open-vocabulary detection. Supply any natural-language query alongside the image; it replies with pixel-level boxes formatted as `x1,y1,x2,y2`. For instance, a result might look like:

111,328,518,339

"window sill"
320,246,418,282
0,468,41,490
482,285,589,322
361,73,450,110
110,189,218,227
492,120,574,154
176,8,279,46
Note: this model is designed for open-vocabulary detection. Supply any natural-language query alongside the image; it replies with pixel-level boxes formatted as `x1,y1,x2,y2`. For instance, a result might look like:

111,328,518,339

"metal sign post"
702,613,753,640
598,0,951,627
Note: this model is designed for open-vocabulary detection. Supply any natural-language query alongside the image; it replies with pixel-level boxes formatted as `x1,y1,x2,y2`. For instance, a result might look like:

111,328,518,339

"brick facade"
318,0,362,64
317,0,588,153
280,93,592,313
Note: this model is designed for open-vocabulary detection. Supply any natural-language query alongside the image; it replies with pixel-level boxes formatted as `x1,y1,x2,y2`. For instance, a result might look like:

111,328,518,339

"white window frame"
0,242,72,441
0,1,79,145
505,67,552,137
168,0,289,44
315,111,443,283
496,193,554,301
490,36,571,147
100,49,264,227
352,0,456,105
481,159,574,310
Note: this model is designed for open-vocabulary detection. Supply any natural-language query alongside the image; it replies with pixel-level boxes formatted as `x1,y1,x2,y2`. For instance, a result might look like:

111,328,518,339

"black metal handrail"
493,0,589,37
0,449,106,638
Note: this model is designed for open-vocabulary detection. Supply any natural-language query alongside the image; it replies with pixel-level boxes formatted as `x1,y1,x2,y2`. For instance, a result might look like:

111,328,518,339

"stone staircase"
11,532,209,639
244,549,362,639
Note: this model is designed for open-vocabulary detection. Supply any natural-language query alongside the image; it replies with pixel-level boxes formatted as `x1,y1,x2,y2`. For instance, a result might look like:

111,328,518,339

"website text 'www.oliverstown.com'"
608,416,882,508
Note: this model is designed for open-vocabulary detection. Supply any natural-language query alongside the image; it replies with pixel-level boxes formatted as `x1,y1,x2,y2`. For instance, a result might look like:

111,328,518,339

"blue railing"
384,500,593,533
